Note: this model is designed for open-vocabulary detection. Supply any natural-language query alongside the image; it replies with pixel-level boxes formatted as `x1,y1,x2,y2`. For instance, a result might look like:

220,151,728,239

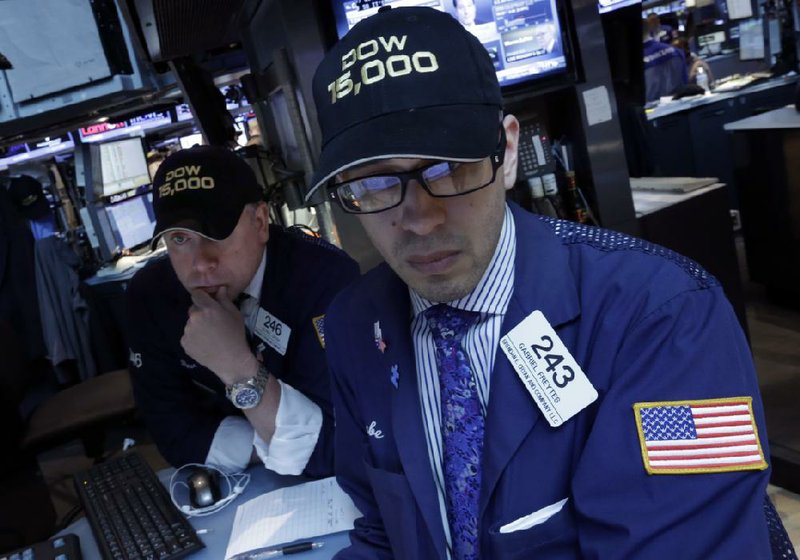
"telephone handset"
517,120,556,180
516,120,563,218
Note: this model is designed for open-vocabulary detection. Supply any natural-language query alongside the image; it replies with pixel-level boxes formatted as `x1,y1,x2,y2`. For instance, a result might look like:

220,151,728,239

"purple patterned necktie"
425,304,484,560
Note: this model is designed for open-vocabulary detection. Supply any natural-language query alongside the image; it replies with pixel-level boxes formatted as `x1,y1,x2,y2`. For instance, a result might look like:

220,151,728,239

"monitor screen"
598,0,640,13
697,30,726,55
331,0,570,88
105,193,156,251
97,138,151,197
738,19,764,61
180,133,204,150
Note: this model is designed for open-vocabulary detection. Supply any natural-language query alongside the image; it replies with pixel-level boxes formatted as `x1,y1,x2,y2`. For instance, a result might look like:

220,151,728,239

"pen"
230,541,324,559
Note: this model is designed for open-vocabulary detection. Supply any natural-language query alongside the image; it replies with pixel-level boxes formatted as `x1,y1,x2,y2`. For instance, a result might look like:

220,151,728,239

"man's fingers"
215,285,240,312
190,288,216,308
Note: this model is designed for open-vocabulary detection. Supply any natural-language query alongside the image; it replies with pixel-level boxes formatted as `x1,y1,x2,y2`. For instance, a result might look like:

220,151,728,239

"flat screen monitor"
179,133,204,149
598,0,640,14
739,19,765,61
697,30,726,55
330,0,570,88
97,137,151,197
105,192,156,251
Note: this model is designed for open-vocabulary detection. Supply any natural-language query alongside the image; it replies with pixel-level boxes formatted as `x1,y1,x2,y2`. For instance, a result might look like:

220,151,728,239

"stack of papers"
224,477,360,560
630,177,718,194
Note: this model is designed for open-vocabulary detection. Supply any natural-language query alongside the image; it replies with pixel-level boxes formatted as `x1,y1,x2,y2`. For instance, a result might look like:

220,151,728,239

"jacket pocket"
487,498,579,559
363,458,421,560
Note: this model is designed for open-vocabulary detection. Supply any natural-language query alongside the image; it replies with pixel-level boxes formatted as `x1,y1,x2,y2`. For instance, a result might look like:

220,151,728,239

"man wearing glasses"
309,7,778,560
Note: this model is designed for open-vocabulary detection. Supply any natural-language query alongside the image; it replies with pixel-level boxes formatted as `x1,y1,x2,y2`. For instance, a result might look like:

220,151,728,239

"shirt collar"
243,247,267,301
410,204,516,317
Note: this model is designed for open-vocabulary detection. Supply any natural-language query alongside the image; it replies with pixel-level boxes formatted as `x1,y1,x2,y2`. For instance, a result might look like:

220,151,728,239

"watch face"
233,387,260,409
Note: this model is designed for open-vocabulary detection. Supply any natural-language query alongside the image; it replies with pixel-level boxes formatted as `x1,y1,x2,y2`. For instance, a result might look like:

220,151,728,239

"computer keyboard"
1,534,81,560
74,452,204,560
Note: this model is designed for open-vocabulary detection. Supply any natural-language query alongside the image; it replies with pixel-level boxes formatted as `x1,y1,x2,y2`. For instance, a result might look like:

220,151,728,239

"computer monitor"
598,0,640,14
739,19,765,61
95,137,151,198
179,133,204,150
697,30,726,55
330,0,571,88
105,192,156,252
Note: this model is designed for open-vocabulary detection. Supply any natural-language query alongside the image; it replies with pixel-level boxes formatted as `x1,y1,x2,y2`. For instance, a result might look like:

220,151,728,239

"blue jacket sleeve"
572,286,772,559
126,273,225,467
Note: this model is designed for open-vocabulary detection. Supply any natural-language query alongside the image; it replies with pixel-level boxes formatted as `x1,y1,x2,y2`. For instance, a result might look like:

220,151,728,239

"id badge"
254,307,291,356
500,310,597,427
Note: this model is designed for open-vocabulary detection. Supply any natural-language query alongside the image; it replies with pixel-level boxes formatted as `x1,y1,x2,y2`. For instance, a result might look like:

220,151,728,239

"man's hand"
181,286,258,385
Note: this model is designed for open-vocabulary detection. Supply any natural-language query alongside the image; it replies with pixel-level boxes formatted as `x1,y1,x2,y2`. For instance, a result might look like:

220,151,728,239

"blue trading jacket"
325,202,772,559
644,39,688,101
127,225,359,477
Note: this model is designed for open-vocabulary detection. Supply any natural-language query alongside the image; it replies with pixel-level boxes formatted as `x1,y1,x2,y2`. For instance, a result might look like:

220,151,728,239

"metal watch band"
225,364,270,409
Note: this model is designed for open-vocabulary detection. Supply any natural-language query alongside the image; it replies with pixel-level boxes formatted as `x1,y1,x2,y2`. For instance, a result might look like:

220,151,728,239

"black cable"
288,224,320,238
55,504,84,533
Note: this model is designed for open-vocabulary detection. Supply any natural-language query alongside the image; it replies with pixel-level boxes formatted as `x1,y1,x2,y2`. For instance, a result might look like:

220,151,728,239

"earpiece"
169,463,251,518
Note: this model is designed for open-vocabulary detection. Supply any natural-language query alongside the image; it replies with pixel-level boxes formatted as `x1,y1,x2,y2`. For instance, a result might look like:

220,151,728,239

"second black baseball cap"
151,146,263,248
8,175,50,220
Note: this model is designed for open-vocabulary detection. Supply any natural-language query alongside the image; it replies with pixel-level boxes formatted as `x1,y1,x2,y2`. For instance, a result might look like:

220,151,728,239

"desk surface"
632,183,725,217
646,73,799,121
59,466,351,560
724,105,800,131
85,249,166,286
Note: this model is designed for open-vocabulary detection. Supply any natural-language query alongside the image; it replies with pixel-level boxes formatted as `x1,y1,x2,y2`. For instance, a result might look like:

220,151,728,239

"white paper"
581,86,613,126
224,477,360,560
769,19,781,57
727,0,753,20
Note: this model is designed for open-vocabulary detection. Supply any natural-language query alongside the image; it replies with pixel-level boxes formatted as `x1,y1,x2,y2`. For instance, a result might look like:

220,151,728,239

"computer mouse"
187,467,222,508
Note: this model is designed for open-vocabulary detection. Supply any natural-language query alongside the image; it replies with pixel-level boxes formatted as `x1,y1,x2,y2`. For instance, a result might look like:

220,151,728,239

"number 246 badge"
254,308,291,356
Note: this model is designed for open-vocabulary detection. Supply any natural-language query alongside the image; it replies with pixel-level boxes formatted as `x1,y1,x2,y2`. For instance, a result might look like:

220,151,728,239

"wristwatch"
225,364,270,409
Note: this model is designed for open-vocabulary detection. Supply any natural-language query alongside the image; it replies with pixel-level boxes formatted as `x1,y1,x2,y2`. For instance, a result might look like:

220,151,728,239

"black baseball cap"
151,146,262,248
8,175,50,220
307,6,502,201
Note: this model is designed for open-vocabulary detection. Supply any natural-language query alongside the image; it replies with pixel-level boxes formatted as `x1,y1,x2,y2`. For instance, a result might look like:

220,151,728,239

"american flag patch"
634,397,767,475
312,315,326,349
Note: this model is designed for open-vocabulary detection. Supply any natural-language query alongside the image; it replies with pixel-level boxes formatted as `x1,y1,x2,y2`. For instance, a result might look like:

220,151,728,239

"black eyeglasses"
328,127,507,214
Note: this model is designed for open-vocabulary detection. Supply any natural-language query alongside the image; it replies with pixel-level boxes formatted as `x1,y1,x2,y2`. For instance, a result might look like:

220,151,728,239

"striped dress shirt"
409,204,516,557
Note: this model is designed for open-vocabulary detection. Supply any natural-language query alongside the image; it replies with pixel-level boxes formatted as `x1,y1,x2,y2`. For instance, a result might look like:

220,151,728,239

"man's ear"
501,114,520,190
254,201,270,244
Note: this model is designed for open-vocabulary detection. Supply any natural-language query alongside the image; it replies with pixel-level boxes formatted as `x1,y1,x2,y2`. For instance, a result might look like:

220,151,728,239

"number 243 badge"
500,310,597,427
